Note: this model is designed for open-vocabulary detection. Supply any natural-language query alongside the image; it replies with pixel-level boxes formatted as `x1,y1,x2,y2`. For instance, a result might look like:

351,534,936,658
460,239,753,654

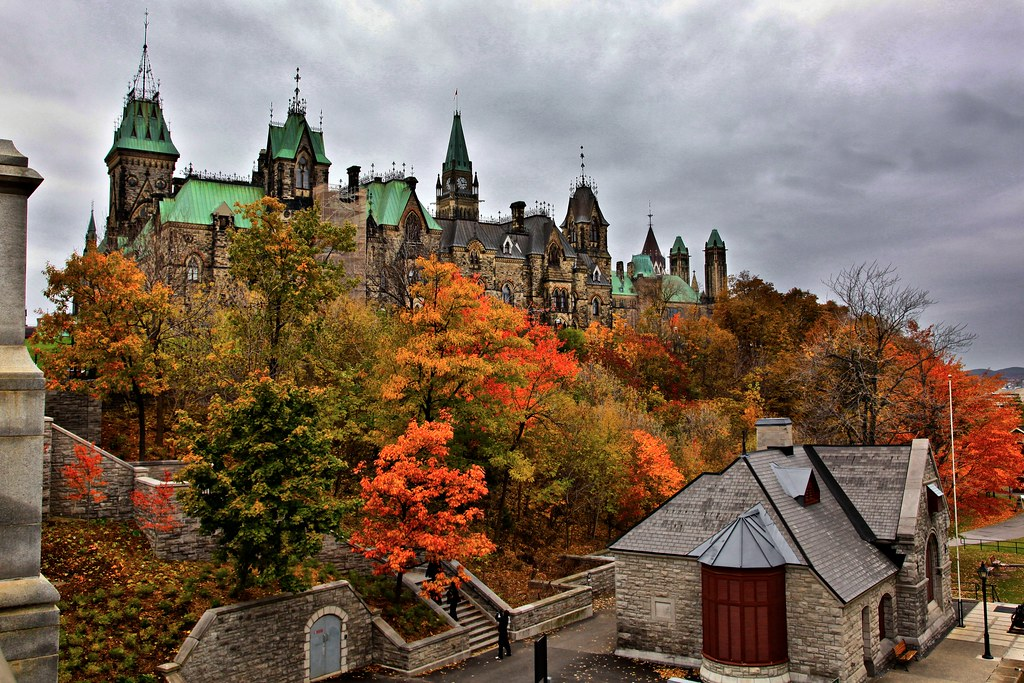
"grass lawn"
951,541,1024,604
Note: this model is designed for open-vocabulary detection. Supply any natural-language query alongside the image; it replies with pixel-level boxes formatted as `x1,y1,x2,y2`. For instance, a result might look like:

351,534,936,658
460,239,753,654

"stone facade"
43,390,101,445
158,581,374,683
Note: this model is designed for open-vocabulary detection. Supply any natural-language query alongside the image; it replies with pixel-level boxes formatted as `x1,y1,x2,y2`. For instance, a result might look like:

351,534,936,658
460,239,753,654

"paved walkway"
878,600,1024,682
961,511,1024,543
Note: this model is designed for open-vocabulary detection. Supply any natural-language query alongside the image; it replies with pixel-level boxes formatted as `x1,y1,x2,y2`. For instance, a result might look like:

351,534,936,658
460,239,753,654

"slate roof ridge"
803,445,880,547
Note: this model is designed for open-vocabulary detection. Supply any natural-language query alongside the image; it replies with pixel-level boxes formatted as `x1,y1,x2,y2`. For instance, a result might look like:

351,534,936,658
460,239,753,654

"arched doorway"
306,608,348,681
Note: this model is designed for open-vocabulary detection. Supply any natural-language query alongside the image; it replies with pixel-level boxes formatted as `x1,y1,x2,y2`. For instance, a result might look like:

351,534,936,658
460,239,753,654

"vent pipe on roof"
756,417,793,451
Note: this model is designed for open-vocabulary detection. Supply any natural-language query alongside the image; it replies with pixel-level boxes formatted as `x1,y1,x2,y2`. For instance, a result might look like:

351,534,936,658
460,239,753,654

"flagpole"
950,373,964,627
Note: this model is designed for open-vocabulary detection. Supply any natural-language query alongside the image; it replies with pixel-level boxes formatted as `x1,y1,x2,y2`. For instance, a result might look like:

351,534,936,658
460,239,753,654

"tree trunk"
133,385,147,460
394,571,404,604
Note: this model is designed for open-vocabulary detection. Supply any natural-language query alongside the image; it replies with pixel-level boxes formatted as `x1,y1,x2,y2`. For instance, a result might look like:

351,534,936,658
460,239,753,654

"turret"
104,18,178,250
436,111,478,220
704,229,727,303
670,235,689,279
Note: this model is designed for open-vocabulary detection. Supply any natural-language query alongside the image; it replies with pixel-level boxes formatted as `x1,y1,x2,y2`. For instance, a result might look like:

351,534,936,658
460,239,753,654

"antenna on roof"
648,201,653,230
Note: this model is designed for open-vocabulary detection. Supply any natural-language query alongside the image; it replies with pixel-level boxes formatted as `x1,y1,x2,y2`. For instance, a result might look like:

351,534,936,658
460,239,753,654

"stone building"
609,418,955,682
100,34,730,326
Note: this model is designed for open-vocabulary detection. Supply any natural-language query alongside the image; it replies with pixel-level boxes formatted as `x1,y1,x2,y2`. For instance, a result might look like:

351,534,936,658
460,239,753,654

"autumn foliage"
618,430,684,525
64,443,108,506
131,471,181,534
351,418,494,596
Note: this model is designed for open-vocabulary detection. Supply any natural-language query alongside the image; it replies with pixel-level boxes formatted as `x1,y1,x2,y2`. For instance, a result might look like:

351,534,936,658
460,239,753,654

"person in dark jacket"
496,608,512,658
446,583,459,621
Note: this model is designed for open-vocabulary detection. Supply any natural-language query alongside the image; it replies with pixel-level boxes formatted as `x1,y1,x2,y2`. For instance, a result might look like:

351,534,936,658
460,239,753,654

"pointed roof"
85,209,98,253
268,112,330,164
670,235,688,255
106,19,178,160
443,112,472,173
706,228,725,249
692,504,799,568
641,226,665,270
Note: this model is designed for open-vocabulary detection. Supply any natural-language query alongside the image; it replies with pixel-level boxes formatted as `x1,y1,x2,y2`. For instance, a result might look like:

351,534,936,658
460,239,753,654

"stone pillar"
0,140,60,681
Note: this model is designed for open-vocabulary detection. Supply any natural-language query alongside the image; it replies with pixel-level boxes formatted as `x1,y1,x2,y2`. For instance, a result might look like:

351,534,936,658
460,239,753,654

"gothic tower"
670,235,689,279
561,150,611,278
704,228,727,303
435,111,479,220
104,18,178,250
254,68,331,210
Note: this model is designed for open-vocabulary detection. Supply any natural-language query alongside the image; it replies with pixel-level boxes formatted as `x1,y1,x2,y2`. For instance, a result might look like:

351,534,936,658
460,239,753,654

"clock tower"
435,111,479,220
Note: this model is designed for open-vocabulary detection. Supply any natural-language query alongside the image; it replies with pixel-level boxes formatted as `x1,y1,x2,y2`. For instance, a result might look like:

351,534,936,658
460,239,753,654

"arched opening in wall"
296,156,310,190
306,608,348,681
185,255,201,283
502,283,513,304
878,594,893,640
926,535,939,603
404,213,422,244
591,297,600,317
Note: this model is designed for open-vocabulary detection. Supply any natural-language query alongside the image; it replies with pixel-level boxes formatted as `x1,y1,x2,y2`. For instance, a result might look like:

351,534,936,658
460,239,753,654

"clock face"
457,177,468,191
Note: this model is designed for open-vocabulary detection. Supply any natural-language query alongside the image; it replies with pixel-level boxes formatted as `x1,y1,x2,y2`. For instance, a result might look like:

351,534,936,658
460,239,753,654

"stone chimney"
756,418,793,451
0,139,60,681
346,165,360,193
510,201,525,232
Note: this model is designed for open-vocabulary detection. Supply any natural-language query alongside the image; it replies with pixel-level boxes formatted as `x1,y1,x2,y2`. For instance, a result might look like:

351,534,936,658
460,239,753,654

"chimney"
511,201,525,232
756,418,793,451
405,176,418,193
346,165,360,193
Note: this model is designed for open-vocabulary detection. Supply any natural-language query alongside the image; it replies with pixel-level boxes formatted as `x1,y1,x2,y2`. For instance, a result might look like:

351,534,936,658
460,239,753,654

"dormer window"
770,463,820,507
593,265,601,282
503,236,514,255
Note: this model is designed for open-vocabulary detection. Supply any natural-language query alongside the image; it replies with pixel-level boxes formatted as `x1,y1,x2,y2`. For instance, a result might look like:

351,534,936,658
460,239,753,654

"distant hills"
970,367,1024,386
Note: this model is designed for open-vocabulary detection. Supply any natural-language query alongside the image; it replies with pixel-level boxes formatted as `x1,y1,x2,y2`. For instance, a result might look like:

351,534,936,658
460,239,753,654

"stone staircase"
411,569,497,654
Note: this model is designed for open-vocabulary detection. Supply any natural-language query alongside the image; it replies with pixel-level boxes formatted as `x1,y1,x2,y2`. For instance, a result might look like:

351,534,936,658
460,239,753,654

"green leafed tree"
227,197,355,379
177,375,346,594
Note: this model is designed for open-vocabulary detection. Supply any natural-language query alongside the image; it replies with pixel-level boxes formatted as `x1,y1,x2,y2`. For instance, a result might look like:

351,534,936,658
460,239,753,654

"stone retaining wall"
44,390,101,445
372,611,468,675
48,423,135,519
157,581,375,683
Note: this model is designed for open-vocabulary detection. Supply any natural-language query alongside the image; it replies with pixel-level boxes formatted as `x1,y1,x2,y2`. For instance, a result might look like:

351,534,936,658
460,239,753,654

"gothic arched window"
404,213,422,243
296,157,310,190
502,283,513,304
548,246,561,269
591,297,600,317
185,256,201,283
590,224,599,244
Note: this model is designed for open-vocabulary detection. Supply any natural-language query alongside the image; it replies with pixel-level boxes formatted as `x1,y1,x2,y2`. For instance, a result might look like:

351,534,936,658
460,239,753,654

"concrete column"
0,140,59,681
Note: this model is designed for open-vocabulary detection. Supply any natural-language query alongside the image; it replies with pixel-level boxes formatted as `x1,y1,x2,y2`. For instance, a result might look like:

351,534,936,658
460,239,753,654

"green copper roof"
661,275,699,303
443,113,471,173
107,96,179,159
157,179,265,228
706,229,725,249
365,179,443,232
631,254,655,277
268,112,330,164
611,272,637,297
670,235,688,255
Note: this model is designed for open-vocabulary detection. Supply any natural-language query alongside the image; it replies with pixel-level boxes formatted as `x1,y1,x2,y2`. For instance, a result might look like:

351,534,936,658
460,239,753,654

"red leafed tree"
131,471,181,533
351,418,495,598
64,443,108,506
618,429,684,525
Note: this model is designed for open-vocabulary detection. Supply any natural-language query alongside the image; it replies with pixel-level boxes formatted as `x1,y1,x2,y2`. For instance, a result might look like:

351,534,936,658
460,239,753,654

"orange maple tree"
64,443,108,507
351,417,495,598
36,249,178,458
617,429,685,525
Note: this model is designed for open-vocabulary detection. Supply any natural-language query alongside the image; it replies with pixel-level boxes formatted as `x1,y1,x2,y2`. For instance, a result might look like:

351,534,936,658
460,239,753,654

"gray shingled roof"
437,214,574,261
611,444,907,603
813,445,911,542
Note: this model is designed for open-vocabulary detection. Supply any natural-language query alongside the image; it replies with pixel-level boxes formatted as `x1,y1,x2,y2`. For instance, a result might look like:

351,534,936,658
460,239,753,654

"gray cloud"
3,0,1022,369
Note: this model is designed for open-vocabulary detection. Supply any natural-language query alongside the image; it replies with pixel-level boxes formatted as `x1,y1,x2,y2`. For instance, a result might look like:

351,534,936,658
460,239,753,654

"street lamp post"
978,562,993,660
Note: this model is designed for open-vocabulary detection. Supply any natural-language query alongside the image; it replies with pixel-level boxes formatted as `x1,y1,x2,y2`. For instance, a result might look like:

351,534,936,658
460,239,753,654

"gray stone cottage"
609,419,956,683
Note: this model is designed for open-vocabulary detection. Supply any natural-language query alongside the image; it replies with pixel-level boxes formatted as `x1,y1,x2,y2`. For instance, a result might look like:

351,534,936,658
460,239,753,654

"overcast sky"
3,0,1022,370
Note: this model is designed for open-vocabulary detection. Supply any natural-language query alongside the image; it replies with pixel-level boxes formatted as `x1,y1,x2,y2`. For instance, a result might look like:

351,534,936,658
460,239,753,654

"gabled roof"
611,444,911,603
560,184,608,229
437,213,571,261
156,179,264,228
670,235,688,255
268,112,330,164
107,96,179,159
812,445,911,542
641,227,665,270
365,179,442,232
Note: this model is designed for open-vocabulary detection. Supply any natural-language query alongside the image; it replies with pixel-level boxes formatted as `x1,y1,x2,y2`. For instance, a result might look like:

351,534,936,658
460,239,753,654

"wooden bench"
893,639,918,670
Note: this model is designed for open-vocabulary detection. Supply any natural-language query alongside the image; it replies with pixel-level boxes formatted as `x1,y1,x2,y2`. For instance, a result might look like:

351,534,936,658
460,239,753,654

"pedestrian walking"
496,608,512,659
447,583,459,622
